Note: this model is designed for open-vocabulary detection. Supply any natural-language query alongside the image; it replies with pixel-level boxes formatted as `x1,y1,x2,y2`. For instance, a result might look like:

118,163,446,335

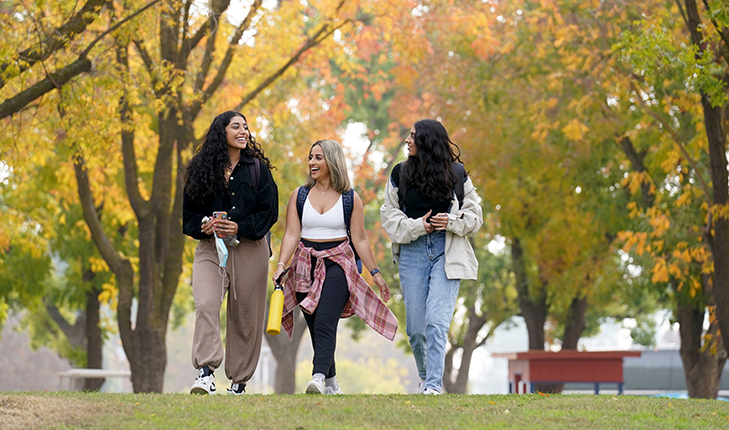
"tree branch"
0,57,91,120
0,0,163,119
701,0,729,58
180,0,193,52
674,0,690,31
0,0,107,89
190,0,262,116
192,0,235,91
45,302,78,344
627,79,712,207
132,40,161,97
116,43,149,218
233,18,351,112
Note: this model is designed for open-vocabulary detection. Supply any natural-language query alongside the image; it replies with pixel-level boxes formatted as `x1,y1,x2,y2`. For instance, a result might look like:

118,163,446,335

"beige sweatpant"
191,237,269,384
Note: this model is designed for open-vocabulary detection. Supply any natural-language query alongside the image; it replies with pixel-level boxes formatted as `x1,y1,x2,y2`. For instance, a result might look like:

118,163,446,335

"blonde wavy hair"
303,139,351,194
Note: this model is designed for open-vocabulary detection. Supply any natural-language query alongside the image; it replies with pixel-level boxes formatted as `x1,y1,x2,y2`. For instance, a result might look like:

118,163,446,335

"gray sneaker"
190,367,216,395
306,377,326,394
324,383,344,395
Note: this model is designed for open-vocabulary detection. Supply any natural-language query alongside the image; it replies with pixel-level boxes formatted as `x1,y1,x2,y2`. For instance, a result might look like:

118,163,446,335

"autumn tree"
612,0,729,398
2,0,370,393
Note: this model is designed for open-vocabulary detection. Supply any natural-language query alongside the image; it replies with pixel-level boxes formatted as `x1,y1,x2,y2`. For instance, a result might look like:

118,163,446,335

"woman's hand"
201,217,216,235
430,213,449,231
272,264,286,285
373,273,391,302
213,218,239,237
421,210,435,233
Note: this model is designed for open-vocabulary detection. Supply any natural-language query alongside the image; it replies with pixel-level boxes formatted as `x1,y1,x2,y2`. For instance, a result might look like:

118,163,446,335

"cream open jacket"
380,175,484,280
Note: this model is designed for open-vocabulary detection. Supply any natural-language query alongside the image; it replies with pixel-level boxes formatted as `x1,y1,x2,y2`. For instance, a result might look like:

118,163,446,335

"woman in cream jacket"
380,119,483,394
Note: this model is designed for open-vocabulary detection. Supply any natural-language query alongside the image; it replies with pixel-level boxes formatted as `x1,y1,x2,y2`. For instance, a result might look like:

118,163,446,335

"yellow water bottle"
266,268,287,335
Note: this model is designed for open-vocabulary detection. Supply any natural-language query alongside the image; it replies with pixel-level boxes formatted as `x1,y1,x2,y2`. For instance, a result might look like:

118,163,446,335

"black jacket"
182,154,278,241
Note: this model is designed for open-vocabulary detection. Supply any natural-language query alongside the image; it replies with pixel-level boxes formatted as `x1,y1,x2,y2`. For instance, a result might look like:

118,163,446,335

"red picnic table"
492,350,642,395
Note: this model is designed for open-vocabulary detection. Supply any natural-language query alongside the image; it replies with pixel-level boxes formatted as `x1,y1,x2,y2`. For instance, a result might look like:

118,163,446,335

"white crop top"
300,194,348,239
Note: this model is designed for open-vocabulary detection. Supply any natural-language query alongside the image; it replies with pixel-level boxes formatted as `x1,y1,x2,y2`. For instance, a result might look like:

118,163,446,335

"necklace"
317,185,329,195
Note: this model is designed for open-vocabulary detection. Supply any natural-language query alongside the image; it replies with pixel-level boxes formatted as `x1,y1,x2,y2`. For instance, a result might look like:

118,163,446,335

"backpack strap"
342,188,354,230
341,188,361,273
296,185,311,223
248,158,261,190
248,157,273,256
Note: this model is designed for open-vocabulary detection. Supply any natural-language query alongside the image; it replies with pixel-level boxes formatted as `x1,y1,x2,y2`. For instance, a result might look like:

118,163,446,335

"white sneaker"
227,383,246,395
423,387,441,395
417,380,425,394
190,367,216,395
324,383,344,395
306,377,326,394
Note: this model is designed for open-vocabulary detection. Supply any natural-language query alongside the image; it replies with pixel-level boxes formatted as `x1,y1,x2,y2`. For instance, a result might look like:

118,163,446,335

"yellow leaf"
562,119,589,141
89,256,109,273
651,258,669,283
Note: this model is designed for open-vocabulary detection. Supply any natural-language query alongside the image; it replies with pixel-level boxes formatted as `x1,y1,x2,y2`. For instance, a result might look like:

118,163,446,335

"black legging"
296,239,350,378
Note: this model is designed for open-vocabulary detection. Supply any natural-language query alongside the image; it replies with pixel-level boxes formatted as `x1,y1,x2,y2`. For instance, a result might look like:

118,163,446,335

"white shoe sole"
190,386,214,395
306,380,325,394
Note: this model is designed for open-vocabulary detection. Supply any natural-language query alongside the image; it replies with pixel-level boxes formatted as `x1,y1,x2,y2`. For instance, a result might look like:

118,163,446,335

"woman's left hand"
373,273,390,303
430,213,449,231
214,219,239,237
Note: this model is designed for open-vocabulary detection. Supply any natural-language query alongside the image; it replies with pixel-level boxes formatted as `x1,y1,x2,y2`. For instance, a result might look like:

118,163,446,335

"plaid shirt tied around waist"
281,240,398,341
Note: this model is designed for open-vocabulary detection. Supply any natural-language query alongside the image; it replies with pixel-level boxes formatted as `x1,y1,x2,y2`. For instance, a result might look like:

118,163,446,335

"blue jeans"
399,231,460,392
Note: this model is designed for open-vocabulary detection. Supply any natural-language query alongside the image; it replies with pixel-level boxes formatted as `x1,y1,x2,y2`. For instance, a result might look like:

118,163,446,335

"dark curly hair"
184,111,274,204
400,119,463,202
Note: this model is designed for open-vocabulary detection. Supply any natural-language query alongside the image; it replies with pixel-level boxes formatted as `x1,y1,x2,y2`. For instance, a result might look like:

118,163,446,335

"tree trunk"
442,305,486,394
265,308,307,394
512,238,558,393
677,302,727,399
127,324,168,393
682,0,729,362
535,296,588,395
45,279,105,391
561,296,588,349
512,238,548,351
84,287,105,391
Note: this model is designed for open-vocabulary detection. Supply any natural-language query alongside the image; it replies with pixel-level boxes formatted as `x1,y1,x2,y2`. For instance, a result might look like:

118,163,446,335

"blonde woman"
273,139,397,395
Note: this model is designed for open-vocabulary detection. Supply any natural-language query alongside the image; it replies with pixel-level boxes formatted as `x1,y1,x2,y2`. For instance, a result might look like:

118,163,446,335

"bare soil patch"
0,394,108,429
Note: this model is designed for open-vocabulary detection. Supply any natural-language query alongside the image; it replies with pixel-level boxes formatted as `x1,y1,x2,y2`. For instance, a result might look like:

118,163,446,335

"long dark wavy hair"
400,119,463,202
184,111,274,204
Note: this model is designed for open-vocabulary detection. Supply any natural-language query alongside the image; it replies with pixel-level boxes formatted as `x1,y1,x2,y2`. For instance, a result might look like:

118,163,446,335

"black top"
391,162,453,219
182,154,278,241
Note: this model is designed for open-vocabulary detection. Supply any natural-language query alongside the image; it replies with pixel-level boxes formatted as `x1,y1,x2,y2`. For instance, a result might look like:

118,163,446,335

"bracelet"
277,262,286,268
370,268,381,276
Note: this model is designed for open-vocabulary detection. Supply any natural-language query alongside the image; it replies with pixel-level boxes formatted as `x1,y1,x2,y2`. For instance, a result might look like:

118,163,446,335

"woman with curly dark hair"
380,119,483,395
182,110,278,395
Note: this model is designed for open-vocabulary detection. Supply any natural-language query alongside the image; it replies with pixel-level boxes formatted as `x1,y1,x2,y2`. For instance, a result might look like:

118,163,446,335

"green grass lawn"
2,392,729,429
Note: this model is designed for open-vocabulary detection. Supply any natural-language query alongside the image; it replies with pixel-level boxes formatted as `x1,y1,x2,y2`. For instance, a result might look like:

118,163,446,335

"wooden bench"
492,350,642,395
57,368,132,391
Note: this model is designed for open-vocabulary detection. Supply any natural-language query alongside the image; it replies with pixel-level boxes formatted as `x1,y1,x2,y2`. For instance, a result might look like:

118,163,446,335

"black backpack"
296,186,362,273
395,161,466,211
248,158,272,257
